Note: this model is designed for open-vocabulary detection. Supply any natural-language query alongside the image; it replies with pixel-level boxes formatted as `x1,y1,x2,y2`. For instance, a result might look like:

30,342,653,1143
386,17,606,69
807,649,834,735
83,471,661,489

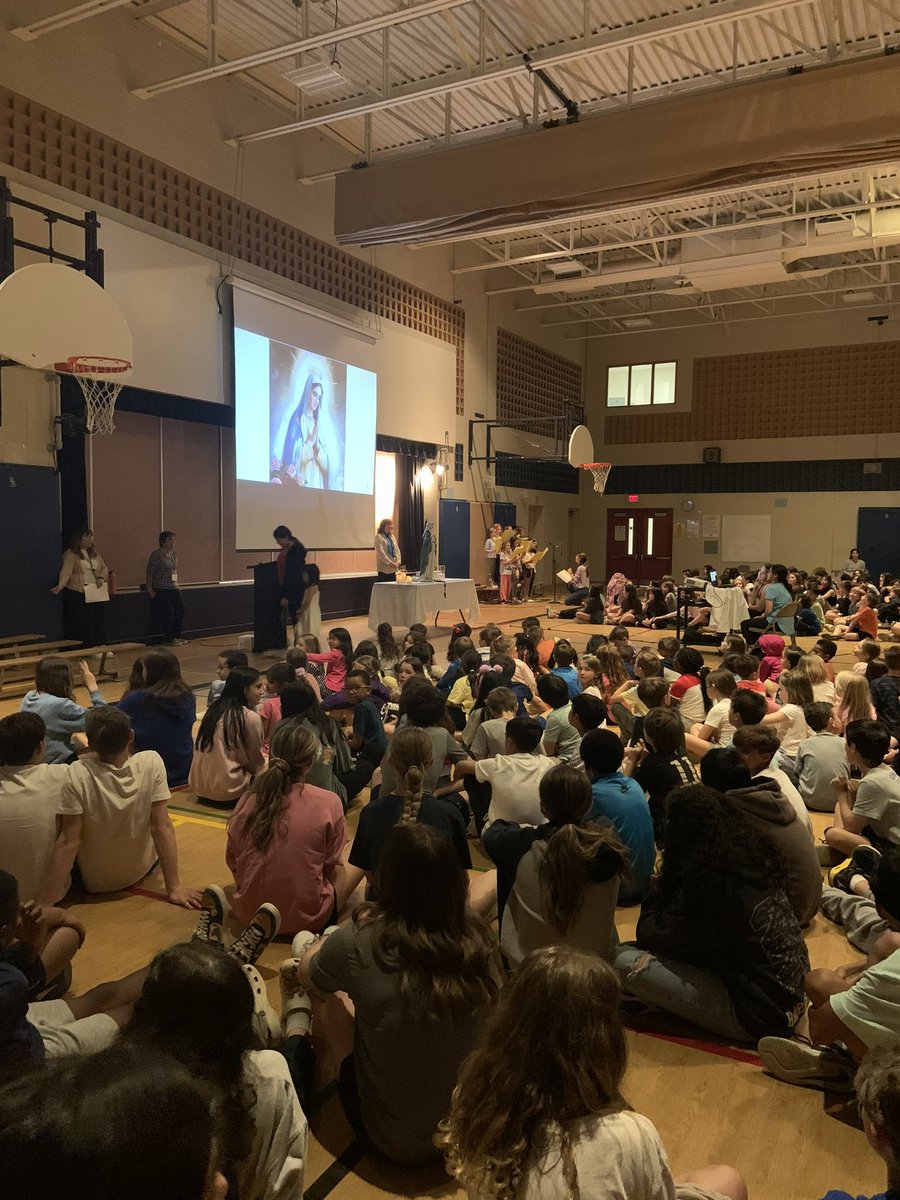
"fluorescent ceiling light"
841,290,877,303
621,317,655,329
283,57,347,93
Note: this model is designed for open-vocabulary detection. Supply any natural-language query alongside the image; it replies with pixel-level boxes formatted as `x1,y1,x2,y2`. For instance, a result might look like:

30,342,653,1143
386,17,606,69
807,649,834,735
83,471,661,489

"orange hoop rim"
578,461,612,469
54,354,132,376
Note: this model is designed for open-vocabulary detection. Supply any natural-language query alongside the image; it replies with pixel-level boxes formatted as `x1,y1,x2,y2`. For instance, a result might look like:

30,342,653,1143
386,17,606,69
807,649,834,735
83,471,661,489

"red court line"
126,885,170,903
628,1025,762,1066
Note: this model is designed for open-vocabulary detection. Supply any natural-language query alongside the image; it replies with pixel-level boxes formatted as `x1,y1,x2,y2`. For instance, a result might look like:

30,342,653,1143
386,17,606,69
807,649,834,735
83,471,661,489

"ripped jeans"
613,935,753,1043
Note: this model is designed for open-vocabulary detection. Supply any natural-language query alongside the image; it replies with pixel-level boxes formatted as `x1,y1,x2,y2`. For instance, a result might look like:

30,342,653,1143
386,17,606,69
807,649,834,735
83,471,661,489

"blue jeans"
613,937,752,1042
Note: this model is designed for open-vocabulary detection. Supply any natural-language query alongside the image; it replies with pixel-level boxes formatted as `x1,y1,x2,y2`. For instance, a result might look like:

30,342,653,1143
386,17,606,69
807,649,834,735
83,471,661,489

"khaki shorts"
27,999,118,1058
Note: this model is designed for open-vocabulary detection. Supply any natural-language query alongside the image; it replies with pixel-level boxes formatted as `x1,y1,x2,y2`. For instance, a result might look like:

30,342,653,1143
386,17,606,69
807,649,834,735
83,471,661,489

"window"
606,361,677,408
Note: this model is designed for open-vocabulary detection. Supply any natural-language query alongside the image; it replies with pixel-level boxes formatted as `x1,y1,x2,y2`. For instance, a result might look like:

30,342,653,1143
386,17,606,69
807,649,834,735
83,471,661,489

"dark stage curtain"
397,455,425,571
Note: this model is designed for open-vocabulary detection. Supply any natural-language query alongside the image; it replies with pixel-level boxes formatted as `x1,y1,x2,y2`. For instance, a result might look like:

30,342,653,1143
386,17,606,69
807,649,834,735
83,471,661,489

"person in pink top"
259,662,295,754
757,633,785,686
189,667,265,809
306,626,353,696
226,723,349,935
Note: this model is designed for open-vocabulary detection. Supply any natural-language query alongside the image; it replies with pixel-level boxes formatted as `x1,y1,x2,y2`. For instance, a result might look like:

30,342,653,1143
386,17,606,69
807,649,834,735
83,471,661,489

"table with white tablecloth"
368,578,481,630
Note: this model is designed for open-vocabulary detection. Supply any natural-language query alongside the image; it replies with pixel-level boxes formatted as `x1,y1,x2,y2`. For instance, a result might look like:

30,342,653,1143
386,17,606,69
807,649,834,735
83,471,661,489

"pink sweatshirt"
226,781,346,934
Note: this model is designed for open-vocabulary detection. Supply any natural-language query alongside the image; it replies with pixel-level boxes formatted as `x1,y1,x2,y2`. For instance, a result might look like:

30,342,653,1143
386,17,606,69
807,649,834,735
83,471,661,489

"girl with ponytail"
226,722,350,935
349,727,472,888
482,764,629,969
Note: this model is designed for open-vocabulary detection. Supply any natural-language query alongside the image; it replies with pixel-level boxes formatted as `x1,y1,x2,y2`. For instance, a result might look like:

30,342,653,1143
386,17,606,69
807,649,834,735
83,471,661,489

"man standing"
146,531,186,645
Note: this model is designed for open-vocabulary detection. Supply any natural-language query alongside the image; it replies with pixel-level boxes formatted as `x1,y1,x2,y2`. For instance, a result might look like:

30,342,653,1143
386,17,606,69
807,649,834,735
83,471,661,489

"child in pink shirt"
306,627,353,696
226,722,347,935
757,634,785,686
259,662,295,754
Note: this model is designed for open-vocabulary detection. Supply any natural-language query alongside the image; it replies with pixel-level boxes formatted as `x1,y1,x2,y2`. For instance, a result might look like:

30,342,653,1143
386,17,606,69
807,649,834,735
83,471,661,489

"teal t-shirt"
765,582,794,633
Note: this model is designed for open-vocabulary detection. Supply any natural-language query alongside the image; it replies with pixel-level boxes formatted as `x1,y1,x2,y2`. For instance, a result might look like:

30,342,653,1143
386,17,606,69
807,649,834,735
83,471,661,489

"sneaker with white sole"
291,930,317,961
279,958,313,1034
193,885,228,947
242,964,282,1049
227,903,281,965
757,1036,856,1092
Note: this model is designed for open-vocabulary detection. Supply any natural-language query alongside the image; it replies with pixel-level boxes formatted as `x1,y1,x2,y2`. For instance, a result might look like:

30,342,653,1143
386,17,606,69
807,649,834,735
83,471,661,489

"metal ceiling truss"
122,0,862,146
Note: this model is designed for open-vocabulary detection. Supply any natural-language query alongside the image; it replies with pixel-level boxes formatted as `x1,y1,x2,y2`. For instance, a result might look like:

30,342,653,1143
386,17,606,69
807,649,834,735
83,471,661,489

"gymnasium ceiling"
12,0,900,334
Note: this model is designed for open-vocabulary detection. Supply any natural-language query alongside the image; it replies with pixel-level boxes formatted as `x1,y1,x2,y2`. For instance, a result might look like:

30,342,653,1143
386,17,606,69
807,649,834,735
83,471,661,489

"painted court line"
629,1024,762,1067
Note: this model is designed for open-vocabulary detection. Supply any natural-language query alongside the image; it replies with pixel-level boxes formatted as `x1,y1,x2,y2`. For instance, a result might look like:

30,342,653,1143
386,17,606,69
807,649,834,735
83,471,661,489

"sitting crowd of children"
4,586,900,1200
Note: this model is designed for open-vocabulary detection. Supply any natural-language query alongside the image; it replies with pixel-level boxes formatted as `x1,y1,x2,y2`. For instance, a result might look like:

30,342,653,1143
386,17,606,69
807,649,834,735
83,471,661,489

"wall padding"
496,329,583,436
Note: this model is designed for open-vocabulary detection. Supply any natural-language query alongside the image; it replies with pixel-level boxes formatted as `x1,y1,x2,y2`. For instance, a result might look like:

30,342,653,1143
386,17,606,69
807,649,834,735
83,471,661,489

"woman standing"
145,531,186,646
374,519,401,582
51,529,109,648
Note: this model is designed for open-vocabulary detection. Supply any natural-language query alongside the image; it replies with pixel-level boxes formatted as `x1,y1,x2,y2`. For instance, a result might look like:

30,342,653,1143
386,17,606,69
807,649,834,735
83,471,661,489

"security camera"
868,315,890,326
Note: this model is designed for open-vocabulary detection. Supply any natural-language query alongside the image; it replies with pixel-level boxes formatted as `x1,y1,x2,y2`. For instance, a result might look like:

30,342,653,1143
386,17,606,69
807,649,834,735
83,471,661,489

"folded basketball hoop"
54,355,131,435
581,462,612,494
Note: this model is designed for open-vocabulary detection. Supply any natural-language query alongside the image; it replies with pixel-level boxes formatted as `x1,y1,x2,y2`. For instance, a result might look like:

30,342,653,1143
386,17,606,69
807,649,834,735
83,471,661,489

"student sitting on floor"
757,633,786,689
608,649,664,735
796,701,850,813
825,720,900,859
701,745,821,926
0,866,84,1003
622,706,699,843
439,946,748,1200
759,848,900,1093
207,648,250,709
189,667,265,810
568,692,607,743
38,708,200,910
466,686,518,761
123,941,309,1199
614,783,809,1045
691,668,737,747
226,723,348,937
596,645,629,725
482,766,629,969
446,650,485,730
835,671,877,734
580,729,654,904
549,641,581,700
349,727,472,890
118,649,196,788
668,647,707,730
0,1043,235,1200
337,669,388,802
730,712,812,836
19,656,107,764
833,590,880,642
286,823,501,1165
0,870,149,1073
872,645,900,741
455,717,556,832
0,714,71,905
797,649,837,705
854,640,883,676
380,679,469,804
305,627,353,697
535,673,581,765
435,637,476,695
257,663,296,752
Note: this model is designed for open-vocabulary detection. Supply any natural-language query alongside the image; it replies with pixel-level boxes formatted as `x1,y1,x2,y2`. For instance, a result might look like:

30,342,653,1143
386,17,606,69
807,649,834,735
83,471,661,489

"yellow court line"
170,812,229,831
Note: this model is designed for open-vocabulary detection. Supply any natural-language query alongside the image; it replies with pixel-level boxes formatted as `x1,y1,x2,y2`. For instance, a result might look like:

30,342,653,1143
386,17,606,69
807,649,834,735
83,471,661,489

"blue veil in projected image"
269,344,347,492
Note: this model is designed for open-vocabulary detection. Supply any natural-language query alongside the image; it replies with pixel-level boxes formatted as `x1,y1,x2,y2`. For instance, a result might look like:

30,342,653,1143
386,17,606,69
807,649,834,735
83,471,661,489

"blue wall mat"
493,502,517,531
857,508,900,583
1,464,62,639
439,499,471,580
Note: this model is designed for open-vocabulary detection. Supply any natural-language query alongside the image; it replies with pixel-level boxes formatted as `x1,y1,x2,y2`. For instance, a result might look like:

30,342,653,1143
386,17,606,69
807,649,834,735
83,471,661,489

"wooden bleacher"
0,638,81,659
0,641,145,698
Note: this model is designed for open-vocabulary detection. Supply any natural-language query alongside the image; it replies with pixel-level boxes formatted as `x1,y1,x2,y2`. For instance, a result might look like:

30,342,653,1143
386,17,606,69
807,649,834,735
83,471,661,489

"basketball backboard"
0,263,132,377
567,423,595,467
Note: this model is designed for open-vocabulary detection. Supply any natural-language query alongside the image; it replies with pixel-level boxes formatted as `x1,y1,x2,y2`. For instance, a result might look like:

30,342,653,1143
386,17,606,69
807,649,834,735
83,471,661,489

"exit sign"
628,495,639,503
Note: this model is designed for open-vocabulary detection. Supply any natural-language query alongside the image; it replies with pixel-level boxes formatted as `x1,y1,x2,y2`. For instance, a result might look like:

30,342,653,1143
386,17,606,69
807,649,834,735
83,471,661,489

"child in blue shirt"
19,657,106,763
550,640,581,700
580,727,654,904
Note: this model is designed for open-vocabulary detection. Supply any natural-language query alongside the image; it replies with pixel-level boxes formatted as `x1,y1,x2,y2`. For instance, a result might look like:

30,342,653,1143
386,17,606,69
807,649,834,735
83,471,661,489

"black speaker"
702,446,722,464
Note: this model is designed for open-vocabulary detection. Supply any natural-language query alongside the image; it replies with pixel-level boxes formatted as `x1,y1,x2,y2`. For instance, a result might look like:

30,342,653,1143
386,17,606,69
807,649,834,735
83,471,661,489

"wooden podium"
251,562,286,652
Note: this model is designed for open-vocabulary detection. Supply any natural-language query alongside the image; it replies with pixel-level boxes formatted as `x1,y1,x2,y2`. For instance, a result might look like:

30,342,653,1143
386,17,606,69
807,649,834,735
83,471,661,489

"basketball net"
581,462,612,494
55,355,131,435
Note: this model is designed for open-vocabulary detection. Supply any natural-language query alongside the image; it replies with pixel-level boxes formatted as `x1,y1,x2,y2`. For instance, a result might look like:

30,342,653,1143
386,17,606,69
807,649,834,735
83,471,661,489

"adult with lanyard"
145,531,186,646
741,563,794,645
273,526,307,636
374,518,401,582
50,528,109,648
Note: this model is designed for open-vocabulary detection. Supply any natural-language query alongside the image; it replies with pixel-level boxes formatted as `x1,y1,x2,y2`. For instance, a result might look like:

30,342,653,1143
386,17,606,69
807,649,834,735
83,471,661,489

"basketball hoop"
54,355,131,435
580,462,612,494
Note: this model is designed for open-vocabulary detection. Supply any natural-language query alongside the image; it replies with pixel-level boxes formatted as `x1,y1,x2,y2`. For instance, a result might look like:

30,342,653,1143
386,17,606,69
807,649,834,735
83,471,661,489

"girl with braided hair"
349,727,471,888
226,722,350,935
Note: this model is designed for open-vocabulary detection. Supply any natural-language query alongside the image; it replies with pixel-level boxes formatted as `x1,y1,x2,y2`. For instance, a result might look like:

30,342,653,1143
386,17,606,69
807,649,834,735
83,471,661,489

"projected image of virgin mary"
280,367,330,489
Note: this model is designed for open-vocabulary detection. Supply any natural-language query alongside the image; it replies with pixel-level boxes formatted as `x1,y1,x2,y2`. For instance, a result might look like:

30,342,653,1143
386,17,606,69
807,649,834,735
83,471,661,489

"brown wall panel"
161,419,221,584
606,341,900,445
221,428,262,584
90,411,161,589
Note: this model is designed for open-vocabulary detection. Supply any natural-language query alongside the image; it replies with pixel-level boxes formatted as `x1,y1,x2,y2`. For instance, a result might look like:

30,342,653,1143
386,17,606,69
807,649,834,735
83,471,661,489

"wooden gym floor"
3,606,885,1200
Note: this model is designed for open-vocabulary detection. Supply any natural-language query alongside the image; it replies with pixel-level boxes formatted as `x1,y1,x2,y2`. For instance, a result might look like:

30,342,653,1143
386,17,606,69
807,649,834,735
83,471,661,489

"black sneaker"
850,844,882,882
758,1036,856,1092
192,885,228,947
227,903,281,965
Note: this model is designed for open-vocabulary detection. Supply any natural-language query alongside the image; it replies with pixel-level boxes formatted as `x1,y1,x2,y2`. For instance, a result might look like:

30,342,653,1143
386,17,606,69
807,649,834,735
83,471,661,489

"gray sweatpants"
819,886,889,956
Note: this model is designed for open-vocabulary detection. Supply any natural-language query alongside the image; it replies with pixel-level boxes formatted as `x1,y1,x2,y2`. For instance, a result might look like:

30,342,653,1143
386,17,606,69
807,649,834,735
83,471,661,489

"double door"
605,508,673,583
